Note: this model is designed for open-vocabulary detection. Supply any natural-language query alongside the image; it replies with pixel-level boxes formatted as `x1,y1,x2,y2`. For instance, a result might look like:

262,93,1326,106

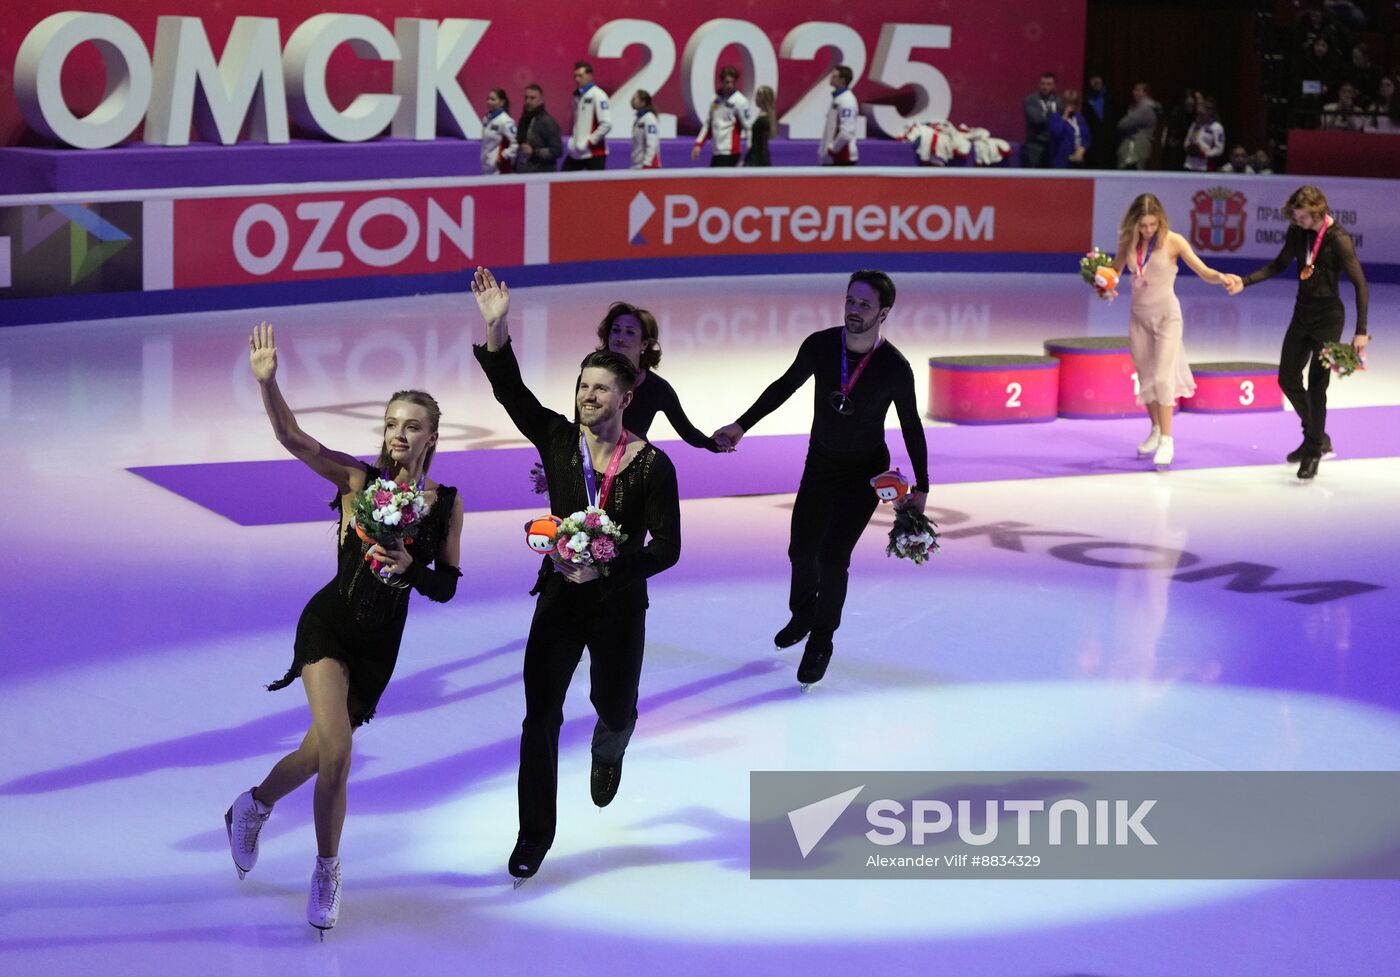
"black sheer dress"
626,371,720,451
267,464,460,726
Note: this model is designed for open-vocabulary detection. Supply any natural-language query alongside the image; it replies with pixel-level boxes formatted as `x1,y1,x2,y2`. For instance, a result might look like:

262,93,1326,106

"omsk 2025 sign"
13,12,958,149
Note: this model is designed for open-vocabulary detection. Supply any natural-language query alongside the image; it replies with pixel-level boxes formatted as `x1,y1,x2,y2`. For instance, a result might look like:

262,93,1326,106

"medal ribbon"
839,333,883,398
1304,215,1333,274
579,430,629,510
1135,234,1157,283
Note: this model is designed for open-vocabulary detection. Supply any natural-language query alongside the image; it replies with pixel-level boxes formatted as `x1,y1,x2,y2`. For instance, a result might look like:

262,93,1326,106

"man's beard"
578,403,618,429
845,313,878,334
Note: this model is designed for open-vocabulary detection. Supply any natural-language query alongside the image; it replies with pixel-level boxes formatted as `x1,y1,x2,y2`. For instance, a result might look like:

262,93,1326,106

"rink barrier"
4,167,1400,326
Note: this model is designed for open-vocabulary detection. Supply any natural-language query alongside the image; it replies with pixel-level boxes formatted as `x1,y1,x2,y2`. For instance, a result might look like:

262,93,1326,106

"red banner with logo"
172,184,523,287
549,174,1093,263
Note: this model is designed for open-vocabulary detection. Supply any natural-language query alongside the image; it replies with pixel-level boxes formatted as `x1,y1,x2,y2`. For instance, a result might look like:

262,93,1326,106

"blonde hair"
1284,185,1329,223
1118,193,1170,250
754,85,776,120
375,390,441,474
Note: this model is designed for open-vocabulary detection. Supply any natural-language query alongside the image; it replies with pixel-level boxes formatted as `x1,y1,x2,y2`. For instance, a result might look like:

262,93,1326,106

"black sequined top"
334,464,459,628
475,340,681,612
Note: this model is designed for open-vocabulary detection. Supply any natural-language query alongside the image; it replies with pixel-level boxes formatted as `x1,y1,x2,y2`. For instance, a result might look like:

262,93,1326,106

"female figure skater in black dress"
595,302,728,452
225,322,464,935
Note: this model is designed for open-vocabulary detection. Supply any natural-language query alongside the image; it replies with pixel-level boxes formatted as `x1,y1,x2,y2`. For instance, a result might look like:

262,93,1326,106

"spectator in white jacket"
691,65,752,166
564,61,611,172
631,90,661,169
821,65,859,165
1183,96,1225,171
480,88,518,175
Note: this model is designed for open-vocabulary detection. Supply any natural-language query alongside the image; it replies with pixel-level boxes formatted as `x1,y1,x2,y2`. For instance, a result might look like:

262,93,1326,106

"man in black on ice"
714,270,929,686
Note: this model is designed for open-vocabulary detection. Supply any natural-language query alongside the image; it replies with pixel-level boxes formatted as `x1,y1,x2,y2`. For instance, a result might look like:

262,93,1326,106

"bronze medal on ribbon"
1300,265,1314,281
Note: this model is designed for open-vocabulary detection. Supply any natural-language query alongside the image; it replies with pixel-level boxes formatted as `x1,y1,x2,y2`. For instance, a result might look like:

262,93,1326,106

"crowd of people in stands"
1290,1,1400,133
483,4,1400,179
1019,72,1274,174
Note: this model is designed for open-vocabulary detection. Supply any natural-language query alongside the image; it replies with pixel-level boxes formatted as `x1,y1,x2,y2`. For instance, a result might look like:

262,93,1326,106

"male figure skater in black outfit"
470,267,681,882
1226,185,1370,479
714,270,928,685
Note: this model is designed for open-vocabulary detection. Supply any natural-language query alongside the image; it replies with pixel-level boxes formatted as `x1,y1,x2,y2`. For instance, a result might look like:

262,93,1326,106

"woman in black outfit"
472,267,682,883
595,301,726,452
743,85,775,167
225,323,463,934
1227,185,1370,479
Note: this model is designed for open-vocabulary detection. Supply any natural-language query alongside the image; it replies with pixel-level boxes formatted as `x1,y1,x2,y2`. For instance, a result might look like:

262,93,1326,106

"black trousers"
562,155,607,171
709,154,740,167
518,592,644,847
1278,297,1345,454
787,443,889,637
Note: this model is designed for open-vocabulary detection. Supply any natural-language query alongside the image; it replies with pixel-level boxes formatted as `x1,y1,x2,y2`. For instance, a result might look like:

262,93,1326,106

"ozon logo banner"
551,176,1093,262
172,184,524,287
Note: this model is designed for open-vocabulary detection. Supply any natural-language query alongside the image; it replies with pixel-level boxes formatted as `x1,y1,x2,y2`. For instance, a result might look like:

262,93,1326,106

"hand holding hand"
713,423,745,451
1223,274,1244,296
248,321,278,383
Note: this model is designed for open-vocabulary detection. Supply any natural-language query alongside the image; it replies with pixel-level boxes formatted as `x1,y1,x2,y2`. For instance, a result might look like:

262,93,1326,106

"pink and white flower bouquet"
553,506,628,576
350,475,431,583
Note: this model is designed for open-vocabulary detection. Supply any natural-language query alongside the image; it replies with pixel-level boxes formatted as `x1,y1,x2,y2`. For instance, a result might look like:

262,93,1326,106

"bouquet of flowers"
350,475,431,583
528,460,549,495
885,508,940,565
553,505,628,576
1318,342,1366,378
1079,248,1119,301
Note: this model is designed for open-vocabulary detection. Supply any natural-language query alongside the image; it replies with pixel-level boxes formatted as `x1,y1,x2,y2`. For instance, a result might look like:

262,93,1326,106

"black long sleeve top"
744,115,772,166
475,340,681,611
626,371,720,451
1243,222,1370,334
735,326,930,492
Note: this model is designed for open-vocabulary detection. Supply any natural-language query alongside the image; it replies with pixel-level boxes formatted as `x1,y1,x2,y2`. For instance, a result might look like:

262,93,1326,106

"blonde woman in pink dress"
1111,193,1239,467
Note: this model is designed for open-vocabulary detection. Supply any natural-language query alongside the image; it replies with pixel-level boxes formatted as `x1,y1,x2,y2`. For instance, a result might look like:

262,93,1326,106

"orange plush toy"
869,469,910,503
1093,266,1120,298
524,515,562,553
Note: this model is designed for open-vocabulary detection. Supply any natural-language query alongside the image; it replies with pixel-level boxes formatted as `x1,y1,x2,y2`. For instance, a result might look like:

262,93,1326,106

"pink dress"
1127,238,1196,406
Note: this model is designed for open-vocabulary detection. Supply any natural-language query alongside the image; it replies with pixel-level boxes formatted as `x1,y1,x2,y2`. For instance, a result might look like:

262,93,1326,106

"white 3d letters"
283,13,401,142
15,11,154,149
144,16,289,146
392,18,488,140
